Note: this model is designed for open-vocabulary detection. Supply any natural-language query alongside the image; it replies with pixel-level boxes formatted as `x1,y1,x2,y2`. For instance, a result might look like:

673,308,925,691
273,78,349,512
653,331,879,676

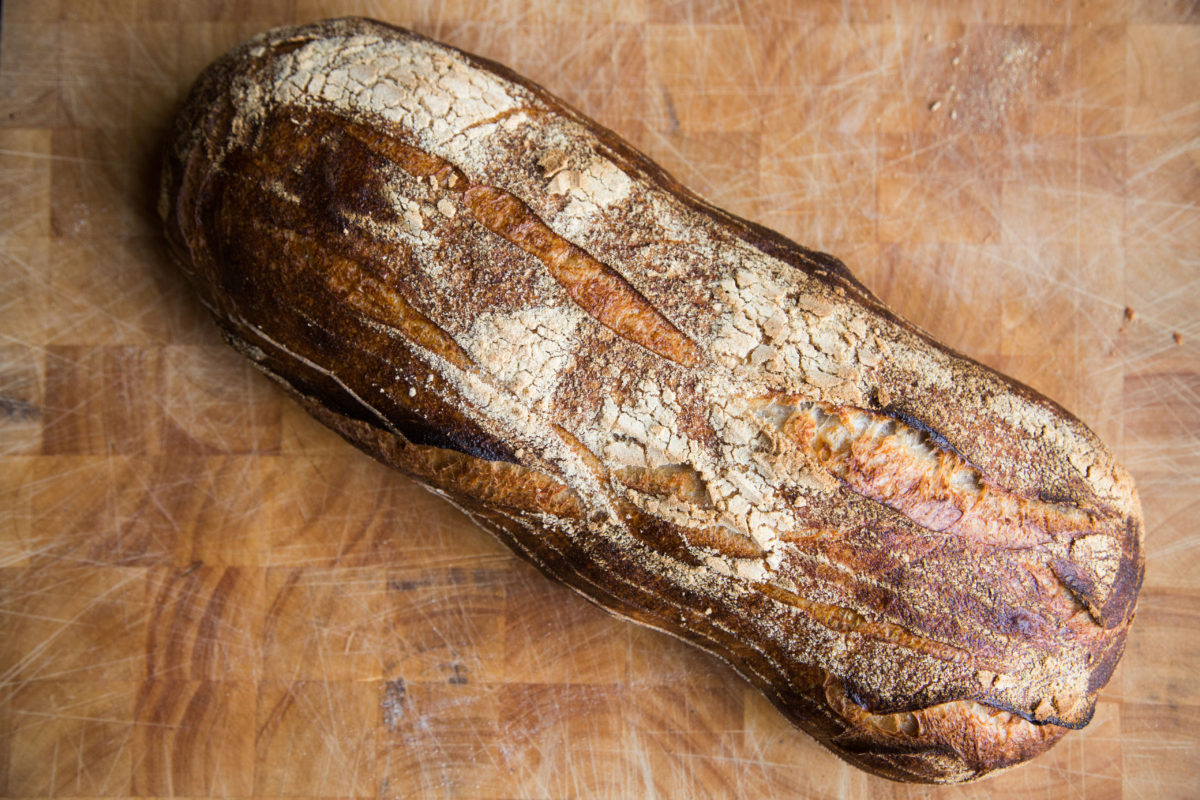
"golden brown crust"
161,18,1144,783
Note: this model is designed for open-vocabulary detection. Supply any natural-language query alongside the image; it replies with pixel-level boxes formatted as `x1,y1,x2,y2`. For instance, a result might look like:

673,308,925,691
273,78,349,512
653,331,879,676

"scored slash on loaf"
160,18,1143,783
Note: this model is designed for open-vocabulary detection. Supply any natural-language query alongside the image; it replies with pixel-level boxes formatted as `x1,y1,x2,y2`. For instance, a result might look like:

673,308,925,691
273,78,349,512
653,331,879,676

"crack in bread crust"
462,184,705,367
161,17,1145,784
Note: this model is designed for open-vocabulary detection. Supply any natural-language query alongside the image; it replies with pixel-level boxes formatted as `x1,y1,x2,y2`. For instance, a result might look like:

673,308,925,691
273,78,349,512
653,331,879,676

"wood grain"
1,0,1197,797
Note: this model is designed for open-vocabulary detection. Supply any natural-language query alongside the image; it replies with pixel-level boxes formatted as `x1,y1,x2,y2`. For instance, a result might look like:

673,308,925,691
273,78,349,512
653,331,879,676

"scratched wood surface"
1,0,1198,797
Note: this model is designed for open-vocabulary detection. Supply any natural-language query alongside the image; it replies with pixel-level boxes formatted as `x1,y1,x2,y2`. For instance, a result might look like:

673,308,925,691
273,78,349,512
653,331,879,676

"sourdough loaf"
160,18,1143,783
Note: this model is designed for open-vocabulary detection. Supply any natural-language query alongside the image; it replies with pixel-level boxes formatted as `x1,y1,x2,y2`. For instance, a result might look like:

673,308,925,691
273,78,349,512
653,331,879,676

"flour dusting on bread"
161,18,1144,784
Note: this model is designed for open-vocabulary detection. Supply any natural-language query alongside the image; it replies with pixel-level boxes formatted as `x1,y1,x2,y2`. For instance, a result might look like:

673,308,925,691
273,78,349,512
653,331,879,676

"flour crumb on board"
381,679,406,731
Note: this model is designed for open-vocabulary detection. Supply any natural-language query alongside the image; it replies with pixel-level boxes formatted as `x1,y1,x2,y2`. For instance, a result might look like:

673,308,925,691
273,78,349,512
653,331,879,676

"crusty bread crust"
160,18,1143,783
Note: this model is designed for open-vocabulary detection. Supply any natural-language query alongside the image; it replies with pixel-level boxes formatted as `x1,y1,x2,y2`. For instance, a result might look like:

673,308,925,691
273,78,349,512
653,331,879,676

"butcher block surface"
0,1,1197,798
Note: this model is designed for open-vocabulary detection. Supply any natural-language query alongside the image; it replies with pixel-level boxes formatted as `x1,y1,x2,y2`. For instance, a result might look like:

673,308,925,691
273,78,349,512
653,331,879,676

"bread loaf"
160,18,1143,783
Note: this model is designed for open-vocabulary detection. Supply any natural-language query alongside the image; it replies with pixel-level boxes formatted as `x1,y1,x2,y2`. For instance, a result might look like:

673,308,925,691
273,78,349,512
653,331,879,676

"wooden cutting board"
2,1,1197,797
